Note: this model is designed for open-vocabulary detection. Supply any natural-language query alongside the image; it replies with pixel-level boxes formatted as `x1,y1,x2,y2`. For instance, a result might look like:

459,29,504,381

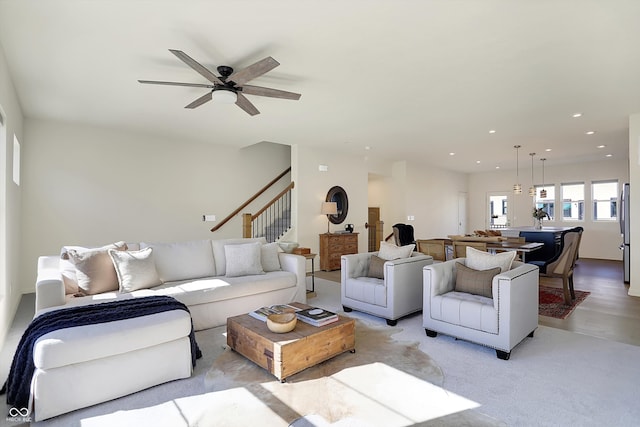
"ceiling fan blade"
185,92,213,109
235,93,260,116
169,49,223,85
241,85,301,100
228,57,280,86
138,80,214,88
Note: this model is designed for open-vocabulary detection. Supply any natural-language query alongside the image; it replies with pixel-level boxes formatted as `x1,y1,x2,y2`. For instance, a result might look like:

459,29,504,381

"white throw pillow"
225,242,265,277
109,247,162,293
261,242,282,272
140,240,216,282
465,247,516,273
378,241,415,260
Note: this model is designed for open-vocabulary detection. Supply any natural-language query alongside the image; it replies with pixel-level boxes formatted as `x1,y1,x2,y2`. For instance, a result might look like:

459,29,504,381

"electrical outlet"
202,215,216,222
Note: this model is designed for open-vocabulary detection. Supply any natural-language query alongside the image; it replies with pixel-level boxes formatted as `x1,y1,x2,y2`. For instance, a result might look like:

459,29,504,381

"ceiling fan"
138,49,301,116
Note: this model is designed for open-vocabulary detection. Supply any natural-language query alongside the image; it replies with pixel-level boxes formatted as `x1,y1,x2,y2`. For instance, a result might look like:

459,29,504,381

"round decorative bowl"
278,241,299,253
267,312,297,333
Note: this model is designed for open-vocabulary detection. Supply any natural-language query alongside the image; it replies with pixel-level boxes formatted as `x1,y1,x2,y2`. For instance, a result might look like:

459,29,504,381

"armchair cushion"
367,255,385,279
454,263,500,298
466,247,516,273
378,241,415,260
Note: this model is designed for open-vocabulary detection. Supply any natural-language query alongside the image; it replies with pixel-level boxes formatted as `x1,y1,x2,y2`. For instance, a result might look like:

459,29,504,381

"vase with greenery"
533,208,549,229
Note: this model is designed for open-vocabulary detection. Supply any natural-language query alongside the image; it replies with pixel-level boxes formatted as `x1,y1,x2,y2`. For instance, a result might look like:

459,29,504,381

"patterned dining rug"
539,285,590,319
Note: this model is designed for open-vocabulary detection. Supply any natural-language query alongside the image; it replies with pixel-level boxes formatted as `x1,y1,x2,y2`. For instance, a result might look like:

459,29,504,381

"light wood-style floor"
316,258,640,347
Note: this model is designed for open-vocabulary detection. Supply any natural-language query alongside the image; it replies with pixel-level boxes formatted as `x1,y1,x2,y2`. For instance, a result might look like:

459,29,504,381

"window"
562,183,584,221
12,135,20,186
488,193,509,227
534,185,555,220
593,180,618,221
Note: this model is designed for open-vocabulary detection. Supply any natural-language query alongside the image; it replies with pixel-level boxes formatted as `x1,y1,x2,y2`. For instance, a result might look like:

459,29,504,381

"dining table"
444,236,544,262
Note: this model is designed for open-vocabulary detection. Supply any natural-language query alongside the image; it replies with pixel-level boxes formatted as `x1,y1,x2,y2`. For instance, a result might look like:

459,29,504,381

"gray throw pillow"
225,242,265,277
367,255,386,279
454,262,501,298
109,247,162,292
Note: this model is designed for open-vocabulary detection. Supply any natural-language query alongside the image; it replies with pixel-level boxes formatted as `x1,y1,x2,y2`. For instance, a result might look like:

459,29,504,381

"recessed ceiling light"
476,160,481,164
545,148,552,152
586,131,596,135
489,130,496,134
364,146,370,150
597,145,606,148
495,166,500,169
606,154,613,157
572,113,583,118
449,152,455,156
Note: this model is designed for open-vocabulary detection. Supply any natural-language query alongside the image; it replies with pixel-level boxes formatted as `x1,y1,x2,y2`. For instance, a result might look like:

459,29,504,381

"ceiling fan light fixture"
213,89,237,104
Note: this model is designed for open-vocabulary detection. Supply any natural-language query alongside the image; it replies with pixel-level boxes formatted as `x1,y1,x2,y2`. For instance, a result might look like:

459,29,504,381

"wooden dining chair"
416,239,447,261
453,241,487,258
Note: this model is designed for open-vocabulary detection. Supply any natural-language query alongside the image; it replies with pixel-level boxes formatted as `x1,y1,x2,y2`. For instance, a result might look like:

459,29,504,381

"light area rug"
32,277,640,427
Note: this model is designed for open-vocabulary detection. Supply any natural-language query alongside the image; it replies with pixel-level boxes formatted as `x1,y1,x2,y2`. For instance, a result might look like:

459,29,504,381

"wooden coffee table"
226,303,356,382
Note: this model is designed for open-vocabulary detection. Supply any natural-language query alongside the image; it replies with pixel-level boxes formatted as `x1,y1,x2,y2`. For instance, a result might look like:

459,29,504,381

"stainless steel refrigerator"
621,183,630,283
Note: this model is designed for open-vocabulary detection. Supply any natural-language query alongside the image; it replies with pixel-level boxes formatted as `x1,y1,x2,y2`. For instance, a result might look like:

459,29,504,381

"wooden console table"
319,233,358,271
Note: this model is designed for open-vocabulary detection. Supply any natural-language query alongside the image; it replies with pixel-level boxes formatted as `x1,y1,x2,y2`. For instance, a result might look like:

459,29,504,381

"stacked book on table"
249,304,300,322
295,307,339,327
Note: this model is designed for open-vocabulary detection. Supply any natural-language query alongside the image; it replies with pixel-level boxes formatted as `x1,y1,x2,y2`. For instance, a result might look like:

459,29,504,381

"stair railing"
210,167,291,233
243,182,294,241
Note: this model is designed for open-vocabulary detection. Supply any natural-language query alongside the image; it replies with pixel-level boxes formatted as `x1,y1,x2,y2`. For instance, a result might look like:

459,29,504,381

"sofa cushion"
367,255,385,279
59,241,127,295
378,241,415,260
33,309,191,370
67,244,128,295
344,277,387,307
261,242,282,272
137,270,297,307
225,242,265,277
430,291,498,334
465,247,516,273
454,262,500,298
109,247,162,292
140,240,216,282
211,237,267,276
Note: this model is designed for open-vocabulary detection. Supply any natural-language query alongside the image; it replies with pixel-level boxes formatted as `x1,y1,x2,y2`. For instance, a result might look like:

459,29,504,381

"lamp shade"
321,201,338,215
213,89,238,104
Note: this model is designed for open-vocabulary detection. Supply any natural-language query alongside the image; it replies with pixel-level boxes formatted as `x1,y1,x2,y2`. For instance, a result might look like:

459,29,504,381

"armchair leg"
386,319,398,326
424,329,437,338
496,350,511,360
342,306,353,312
528,330,535,338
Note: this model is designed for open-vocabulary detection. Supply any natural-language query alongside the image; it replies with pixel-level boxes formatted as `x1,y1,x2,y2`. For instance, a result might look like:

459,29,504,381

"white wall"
0,41,24,347
468,158,629,260
629,113,640,296
291,145,369,257
368,160,468,242
20,119,291,293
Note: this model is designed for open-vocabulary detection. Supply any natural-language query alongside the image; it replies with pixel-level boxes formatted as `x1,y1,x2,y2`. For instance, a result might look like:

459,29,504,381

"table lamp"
321,202,338,234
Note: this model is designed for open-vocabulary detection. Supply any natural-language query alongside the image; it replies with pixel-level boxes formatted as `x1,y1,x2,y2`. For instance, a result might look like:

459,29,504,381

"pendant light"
540,158,547,198
528,152,536,196
513,145,522,194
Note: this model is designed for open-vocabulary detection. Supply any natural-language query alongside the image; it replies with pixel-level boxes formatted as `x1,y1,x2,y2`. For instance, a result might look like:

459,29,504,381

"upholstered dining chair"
453,241,487,258
532,227,583,304
416,239,447,262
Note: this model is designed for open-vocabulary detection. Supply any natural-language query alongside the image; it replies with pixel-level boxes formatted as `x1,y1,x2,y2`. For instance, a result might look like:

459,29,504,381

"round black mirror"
326,186,348,224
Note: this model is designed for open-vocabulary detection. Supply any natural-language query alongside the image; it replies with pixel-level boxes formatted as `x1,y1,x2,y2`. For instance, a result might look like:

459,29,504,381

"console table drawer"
320,233,359,271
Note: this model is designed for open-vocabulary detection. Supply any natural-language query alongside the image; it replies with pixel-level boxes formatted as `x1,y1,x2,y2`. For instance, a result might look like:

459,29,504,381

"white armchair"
341,252,433,325
423,258,539,360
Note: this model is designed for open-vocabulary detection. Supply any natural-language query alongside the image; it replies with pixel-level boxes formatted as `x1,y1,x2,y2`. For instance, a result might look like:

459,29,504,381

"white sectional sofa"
25,237,306,420
35,237,307,330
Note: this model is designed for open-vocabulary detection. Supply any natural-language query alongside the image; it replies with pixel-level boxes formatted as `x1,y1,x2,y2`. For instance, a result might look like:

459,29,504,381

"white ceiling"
1,0,639,173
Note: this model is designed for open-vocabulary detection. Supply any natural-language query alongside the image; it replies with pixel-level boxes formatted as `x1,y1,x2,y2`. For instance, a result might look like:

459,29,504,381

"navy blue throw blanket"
1,295,202,411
